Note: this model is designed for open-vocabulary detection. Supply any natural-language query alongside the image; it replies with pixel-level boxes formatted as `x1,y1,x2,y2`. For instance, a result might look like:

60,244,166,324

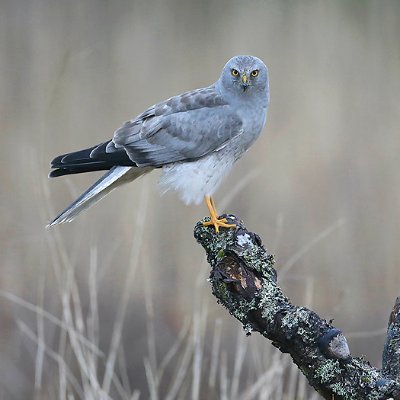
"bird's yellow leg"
202,195,236,234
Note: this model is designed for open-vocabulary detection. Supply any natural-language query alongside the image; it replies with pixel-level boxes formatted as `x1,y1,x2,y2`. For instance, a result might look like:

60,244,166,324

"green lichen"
330,382,356,398
352,357,380,381
258,279,287,324
243,323,253,335
314,359,341,384
231,298,257,322
216,249,225,260
237,245,274,276
361,376,372,384
213,280,230,300
211,272,258,326
281,308,311,329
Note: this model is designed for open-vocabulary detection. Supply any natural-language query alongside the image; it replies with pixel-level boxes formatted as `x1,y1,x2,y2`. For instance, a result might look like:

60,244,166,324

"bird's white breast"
159,90,268,205
159,149,236,205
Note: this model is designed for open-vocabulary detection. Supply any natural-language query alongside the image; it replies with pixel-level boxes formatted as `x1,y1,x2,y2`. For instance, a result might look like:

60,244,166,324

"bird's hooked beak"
240,74,250,91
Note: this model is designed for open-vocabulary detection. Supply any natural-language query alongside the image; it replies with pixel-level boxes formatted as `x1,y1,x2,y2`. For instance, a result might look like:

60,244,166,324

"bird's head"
219,55,269,97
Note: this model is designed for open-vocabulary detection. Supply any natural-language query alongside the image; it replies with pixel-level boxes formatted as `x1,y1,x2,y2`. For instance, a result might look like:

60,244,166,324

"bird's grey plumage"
48,167,151,226
109,86,243,166
48,55,270,226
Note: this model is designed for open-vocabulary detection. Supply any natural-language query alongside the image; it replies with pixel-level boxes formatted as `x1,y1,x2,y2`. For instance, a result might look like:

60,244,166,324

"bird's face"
220,55,269,96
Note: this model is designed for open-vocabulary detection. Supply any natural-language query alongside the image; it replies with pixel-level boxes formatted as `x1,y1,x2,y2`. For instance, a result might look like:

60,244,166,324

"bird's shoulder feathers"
110,85,244,167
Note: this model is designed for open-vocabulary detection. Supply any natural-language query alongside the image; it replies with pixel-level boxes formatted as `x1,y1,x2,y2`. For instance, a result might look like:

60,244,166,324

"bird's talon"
203,195,236,233
202,217,236,234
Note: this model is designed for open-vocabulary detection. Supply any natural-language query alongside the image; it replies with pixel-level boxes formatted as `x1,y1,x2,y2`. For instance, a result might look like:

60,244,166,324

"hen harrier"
48,55,270,232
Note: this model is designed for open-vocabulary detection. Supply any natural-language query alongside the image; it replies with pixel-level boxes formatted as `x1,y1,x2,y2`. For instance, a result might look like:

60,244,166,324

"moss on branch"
194,215,400,400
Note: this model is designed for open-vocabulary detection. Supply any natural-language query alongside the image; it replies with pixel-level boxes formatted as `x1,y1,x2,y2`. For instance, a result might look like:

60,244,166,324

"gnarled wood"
194,215,400,400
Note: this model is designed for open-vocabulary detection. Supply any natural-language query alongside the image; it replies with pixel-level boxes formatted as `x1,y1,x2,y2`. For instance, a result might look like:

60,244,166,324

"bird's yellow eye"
251,70,259,77
231,69,239,77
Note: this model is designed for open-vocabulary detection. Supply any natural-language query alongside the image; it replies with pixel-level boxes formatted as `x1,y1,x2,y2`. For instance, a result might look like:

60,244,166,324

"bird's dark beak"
240,74,249,91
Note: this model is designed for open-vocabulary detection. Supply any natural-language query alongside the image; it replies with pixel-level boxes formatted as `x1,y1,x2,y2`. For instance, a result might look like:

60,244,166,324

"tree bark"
194,215,400,400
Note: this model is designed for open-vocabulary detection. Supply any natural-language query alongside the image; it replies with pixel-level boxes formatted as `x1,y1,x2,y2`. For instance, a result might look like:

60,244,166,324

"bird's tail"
47,166,150,227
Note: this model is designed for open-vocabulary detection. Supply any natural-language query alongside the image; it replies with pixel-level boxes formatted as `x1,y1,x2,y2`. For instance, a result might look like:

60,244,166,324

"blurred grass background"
1,0,400,398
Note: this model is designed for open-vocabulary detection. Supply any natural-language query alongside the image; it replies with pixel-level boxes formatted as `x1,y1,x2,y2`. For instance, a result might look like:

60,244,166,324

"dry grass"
1,254,315,399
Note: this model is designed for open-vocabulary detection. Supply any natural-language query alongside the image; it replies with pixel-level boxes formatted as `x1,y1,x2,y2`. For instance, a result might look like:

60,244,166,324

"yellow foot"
203,195,236,234
203,216,236,234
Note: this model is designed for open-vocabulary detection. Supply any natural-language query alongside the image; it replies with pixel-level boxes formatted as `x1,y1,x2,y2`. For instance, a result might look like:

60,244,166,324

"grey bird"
48,55,270,232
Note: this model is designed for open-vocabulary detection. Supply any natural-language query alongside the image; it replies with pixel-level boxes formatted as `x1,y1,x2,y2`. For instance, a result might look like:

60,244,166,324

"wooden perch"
194,215,400,400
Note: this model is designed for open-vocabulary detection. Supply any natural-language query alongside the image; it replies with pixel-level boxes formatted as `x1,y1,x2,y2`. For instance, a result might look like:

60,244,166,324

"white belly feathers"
159,149,236,205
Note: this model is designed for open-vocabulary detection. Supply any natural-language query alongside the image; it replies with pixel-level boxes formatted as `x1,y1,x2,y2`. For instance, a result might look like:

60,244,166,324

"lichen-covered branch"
383,297,400,380
194,215,400,400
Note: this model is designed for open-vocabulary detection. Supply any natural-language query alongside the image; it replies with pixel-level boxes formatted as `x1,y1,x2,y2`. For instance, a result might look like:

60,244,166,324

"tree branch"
194,215,400,400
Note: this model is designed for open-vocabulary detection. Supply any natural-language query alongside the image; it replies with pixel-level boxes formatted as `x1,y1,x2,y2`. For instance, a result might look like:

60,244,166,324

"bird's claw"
203,217,236,234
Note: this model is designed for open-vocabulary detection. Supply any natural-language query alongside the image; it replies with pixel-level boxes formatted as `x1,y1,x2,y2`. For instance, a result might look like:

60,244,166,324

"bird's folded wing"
108,86,243,167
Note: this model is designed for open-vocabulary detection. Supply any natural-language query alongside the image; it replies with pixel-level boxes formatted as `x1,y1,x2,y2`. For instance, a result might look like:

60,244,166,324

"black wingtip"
49,169,68,178
49,141,137,177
